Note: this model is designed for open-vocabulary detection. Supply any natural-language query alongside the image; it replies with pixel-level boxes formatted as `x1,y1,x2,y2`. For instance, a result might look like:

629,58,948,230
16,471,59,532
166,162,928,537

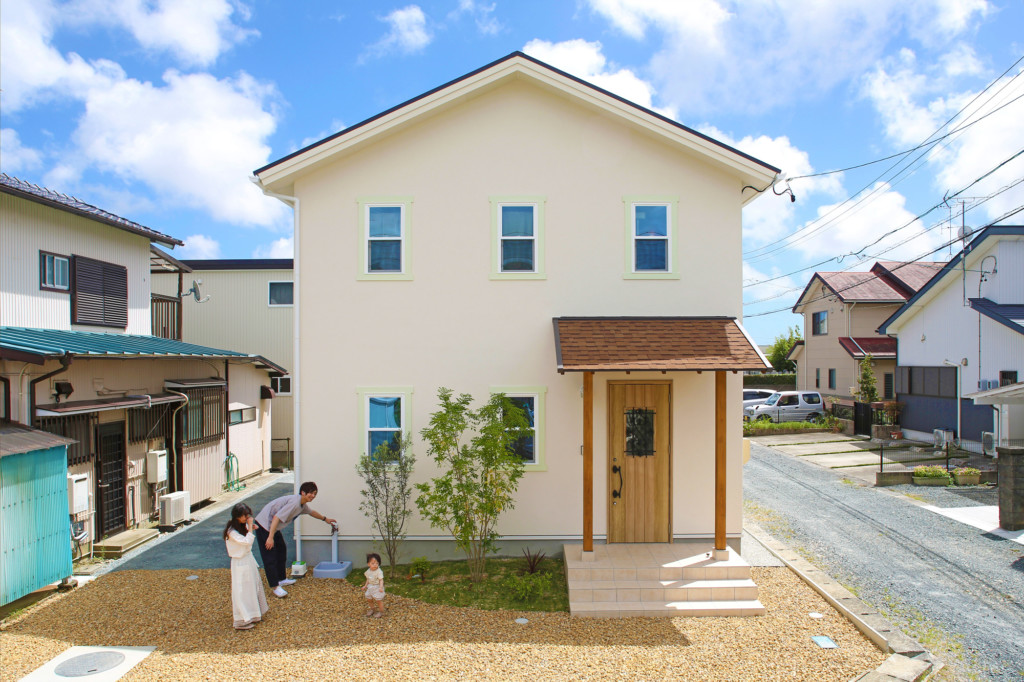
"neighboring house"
0,174,284,549
789,260,944,400
252,52,776,572
153,259,294,463
879,225,1024,445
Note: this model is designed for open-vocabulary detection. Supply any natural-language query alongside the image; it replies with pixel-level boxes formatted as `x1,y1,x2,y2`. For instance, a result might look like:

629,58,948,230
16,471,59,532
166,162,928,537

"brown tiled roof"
837,337,897,359
873,261,945,295
553,317,771,372
816,272,905,302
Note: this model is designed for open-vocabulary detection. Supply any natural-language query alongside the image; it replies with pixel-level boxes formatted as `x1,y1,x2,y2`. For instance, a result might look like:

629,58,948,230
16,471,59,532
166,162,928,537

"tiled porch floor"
564,543,765,618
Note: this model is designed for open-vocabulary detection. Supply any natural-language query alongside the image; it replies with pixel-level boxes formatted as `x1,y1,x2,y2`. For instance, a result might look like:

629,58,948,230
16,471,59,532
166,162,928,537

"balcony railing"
151,294,181,340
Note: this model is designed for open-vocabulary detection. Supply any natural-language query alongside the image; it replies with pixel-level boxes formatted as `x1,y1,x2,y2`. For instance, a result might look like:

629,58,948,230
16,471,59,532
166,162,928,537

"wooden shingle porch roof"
552,317,771,373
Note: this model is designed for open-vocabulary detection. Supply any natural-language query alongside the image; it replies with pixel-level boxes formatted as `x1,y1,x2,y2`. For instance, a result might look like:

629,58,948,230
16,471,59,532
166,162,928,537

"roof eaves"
969,298,1024,336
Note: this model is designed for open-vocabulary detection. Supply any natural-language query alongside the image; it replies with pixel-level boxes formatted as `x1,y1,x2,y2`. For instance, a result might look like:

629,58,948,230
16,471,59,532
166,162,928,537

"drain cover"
54,651,126,677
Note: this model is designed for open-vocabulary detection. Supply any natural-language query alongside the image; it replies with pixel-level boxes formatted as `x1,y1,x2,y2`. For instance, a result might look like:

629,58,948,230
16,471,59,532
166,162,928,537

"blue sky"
2,0,1023,344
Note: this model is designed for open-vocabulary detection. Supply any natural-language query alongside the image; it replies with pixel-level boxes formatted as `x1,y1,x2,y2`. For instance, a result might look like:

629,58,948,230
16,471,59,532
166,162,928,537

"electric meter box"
146,449,168,484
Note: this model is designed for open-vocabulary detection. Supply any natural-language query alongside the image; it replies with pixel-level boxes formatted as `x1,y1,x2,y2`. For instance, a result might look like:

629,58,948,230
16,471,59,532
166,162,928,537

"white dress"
226,529,269,628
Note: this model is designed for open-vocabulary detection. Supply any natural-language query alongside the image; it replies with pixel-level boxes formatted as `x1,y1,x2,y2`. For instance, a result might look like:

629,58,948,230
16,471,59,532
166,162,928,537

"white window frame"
490,197,546,279
358,198,413,280
271,375,292,396
357,387,414,461
623,197,679,279
491,386,547,472
40,251,70,291
267,280,294,307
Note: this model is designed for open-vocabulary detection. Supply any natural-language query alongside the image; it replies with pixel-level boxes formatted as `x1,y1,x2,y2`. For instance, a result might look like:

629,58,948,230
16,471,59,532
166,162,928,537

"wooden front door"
607,382,671,543
96,421,127,537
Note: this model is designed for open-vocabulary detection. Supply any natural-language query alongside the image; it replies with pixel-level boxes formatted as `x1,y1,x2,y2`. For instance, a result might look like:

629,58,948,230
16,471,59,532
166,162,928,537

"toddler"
362,553,385,617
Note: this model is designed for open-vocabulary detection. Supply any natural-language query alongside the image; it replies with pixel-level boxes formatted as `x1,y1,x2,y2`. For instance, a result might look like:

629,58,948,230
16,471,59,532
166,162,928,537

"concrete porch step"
570,599,766,618
569,578,760,603
92,528,159,558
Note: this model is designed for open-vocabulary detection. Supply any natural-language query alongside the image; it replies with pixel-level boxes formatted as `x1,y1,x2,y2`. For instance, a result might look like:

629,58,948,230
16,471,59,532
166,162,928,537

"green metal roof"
0,327,287,374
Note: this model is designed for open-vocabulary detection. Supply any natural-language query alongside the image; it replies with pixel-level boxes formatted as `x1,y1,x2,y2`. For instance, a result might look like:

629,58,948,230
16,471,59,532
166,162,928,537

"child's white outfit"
226,529,269,629
364,567,385,601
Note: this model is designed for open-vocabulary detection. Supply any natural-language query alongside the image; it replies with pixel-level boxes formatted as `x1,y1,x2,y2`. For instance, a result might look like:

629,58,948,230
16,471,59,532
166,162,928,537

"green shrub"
410,556,431,580
913,465,950,479
504,572,552,602
743,373,795,387
953,467,980,476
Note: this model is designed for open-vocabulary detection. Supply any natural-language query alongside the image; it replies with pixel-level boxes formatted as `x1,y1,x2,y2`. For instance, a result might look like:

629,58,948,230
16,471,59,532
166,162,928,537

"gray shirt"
255,494,310,531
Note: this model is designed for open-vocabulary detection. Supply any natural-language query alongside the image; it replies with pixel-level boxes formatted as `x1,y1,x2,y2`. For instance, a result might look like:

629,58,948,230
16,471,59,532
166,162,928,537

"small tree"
766,326,802,372
858,354,879,403
356,432,415,578
416,387,529,582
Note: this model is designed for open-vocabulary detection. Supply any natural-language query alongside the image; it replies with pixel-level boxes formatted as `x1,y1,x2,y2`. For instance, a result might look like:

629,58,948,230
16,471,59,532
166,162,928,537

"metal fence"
876,442,951,472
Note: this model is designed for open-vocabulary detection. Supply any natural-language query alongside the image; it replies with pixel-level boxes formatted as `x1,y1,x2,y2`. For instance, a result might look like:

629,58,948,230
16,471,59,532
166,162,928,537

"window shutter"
72,256,128,328
103,263,128,327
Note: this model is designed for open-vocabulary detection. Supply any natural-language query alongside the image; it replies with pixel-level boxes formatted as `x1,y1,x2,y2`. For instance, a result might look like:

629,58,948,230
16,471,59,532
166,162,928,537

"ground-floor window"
491,386,547,471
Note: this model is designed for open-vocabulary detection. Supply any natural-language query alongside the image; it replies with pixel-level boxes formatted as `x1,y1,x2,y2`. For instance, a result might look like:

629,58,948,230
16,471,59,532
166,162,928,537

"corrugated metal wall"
0,192,153,334
183,440,224,504
0,446,73,606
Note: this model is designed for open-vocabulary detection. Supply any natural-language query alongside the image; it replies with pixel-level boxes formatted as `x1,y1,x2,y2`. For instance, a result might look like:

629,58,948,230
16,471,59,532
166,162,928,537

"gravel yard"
1,567,884,681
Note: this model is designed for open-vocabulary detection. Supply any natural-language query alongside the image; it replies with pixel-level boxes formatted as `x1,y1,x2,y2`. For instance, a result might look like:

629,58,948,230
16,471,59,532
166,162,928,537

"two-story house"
0,174,285,551
789,260,944,400
253,53,777,616
879,226,1024,446
153,259,295,466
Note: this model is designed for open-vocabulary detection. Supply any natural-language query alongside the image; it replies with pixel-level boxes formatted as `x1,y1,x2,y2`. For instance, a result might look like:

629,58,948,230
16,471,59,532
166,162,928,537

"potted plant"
952,467,981,486
912,465,951,486
290,560,307,577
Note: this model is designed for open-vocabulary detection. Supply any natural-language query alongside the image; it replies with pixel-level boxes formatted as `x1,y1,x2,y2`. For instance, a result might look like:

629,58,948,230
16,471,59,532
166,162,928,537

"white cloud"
298,119,347,150
863,56,1024,226
451,0,501,35
585,0,991,116
0,129,43,172
742,260,801,307
522,39,673,117
73,69,286,227
63,0,256,67
366,5,433,59
253,237,294,258
180,234,221,259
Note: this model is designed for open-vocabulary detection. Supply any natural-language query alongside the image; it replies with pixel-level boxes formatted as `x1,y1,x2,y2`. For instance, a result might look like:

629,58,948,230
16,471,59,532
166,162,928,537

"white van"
744,391,824,423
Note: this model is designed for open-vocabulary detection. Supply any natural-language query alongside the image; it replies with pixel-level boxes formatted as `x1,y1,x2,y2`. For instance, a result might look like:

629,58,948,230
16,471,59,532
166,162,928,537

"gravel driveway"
1,566,884,681
744,440,1024,680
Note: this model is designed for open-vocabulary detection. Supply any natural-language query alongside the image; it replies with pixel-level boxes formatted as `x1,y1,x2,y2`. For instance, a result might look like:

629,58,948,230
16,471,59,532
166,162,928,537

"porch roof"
35,392,185,417
837,336,897,359
552,317,771,373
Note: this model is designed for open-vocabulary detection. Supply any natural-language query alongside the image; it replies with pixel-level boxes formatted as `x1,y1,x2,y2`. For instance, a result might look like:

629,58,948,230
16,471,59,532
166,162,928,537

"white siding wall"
993,238,1024,303
1,193,153,334
291,80,752,544
227,363,272,479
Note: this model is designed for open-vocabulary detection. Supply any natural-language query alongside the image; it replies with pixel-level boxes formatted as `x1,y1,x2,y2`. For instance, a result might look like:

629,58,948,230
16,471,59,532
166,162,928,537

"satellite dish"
182,279,210,303
957,226,973,240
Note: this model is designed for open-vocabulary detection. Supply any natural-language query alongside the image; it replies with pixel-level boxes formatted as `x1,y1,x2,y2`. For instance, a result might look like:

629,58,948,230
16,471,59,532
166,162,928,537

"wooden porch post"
714,370,727,551
583,371,594,552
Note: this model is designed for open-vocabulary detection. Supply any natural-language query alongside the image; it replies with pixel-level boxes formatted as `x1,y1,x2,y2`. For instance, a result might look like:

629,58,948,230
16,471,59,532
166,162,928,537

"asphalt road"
744,441,1024,681
114,482,294,571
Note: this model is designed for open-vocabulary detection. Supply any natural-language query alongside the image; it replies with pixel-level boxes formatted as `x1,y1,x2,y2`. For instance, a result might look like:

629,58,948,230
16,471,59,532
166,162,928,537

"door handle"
98,483,110,489
611,465,623,498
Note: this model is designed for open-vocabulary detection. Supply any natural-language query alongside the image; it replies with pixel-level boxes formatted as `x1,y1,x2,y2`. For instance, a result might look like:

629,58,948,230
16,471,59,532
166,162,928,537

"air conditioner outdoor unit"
146,450,168,484
981,431,997,457
933,428,955,449
67,474,89,515
159,491,190,526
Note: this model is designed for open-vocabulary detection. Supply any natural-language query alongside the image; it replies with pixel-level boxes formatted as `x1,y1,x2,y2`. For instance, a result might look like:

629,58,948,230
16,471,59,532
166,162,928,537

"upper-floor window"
358,198,413,280
812,311,828,335
40,251,70,291
624,197,679,279
72,255,127,328
268,281,293,306
270,375,292,396
500,205,535,271
632,204,669,272
1001,370,1019,387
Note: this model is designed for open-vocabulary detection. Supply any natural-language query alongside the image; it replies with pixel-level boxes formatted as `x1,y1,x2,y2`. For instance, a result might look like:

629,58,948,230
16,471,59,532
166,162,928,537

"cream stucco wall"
287,79,758,551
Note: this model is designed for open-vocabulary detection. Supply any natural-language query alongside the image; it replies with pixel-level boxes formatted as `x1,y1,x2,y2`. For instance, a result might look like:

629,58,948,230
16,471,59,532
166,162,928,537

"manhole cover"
54,651,126,677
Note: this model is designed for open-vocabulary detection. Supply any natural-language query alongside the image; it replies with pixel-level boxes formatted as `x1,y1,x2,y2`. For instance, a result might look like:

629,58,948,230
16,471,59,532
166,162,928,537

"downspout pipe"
29,354,73,424
942,359,962,442
251,175,303,561
1,375,9,421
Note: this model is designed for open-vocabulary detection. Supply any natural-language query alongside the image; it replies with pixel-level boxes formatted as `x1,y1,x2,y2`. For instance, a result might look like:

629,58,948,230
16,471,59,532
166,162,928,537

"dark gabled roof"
969,298,1024,336
837,337,897,359
256,52,779,177
183,259,293,271
0,327,287,374
0,173,183,247
878,225,1024,334
870,261,945,298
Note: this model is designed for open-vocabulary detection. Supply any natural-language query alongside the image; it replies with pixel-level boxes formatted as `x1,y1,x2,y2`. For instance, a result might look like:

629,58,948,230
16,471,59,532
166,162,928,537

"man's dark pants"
255,525,287,587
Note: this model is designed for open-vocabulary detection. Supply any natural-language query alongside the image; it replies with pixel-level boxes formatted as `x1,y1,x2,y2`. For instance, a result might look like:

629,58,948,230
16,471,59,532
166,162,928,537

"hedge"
743,373,795,387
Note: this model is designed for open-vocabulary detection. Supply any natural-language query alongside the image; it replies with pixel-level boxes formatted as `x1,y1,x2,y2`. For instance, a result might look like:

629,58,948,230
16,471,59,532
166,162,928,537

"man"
254,481,336,598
